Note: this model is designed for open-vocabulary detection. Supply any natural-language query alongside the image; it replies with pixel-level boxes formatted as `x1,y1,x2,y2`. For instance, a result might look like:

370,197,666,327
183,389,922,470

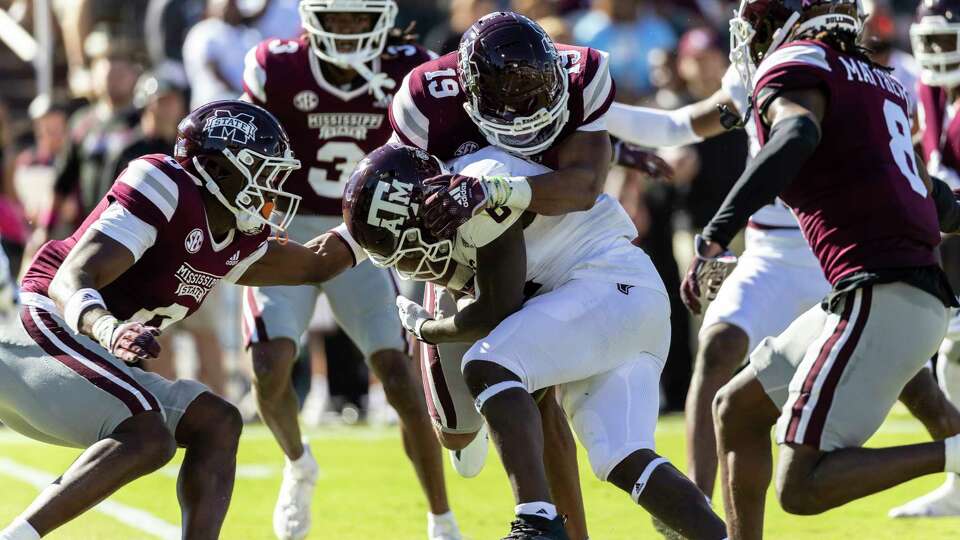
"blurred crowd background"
0,0,922,422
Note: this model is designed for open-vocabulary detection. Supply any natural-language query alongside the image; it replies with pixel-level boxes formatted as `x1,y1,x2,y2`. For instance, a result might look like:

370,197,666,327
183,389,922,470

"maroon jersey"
389,44,615,161
243,36,434,216
917,82,960,186
21,154,269,328
752,40,940,285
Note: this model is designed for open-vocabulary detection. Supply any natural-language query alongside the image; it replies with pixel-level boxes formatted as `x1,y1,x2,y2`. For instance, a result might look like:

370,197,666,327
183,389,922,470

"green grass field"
1,409,958,539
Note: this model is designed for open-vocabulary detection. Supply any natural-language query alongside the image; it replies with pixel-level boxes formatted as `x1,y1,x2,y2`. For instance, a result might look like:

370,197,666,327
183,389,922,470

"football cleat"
273,443,319,540
502,514,569,540
450,424,488,478
889,475,960,518
427,511,463,540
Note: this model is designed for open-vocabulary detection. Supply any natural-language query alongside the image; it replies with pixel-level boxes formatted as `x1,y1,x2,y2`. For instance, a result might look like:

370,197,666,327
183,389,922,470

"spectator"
183,0,301,109
512,0,558,19
22,30,141,273
424,0,499,54
573,0,676,100
536,15,573,43
145,0,208,88
103,72,187,180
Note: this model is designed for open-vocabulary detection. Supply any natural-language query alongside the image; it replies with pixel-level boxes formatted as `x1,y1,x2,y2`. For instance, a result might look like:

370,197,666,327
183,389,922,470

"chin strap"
350,59,397,102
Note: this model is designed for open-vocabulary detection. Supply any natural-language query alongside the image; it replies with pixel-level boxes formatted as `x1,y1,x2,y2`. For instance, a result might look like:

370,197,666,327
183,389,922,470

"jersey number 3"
308,142,367,199
883,99,926,197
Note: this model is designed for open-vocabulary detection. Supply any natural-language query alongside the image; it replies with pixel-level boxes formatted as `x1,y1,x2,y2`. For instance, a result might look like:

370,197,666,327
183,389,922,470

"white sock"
289,442,314,468
515,501,557,520
428,511,454,522
945,434,960,473
1,518,40,540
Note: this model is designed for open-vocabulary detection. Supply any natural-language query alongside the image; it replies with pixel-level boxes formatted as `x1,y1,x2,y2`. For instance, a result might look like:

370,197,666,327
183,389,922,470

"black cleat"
501,514,570,540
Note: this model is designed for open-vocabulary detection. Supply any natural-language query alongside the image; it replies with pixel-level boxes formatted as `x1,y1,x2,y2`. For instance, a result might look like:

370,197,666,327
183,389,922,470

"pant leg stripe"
20,308,154,415
785,292,858,443
242,286,269,346
420,283,458,429
802,286,872,447
34,309,162,413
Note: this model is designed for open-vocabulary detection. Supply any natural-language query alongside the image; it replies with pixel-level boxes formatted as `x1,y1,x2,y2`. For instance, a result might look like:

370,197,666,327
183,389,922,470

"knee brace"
630,456,670,503
473,380,526,412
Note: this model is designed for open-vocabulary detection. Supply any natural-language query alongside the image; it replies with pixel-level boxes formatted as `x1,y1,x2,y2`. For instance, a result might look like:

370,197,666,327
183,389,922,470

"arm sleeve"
931,177,960,234
89,203,159,261
605,102,702,147
330,222,367,266
223,240,269,283
388,71,431,150
702,115,821,247
111,158,180,230
242,43,268,105
582,49,616,124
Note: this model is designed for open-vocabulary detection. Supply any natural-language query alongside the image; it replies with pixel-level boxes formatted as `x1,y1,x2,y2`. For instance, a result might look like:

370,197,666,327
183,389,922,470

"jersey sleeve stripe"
119,160,179,221
753,44,831,87
583,51,613,120
89,203,159,262
243,46,267,103
390,73,430,149
331,222,365,266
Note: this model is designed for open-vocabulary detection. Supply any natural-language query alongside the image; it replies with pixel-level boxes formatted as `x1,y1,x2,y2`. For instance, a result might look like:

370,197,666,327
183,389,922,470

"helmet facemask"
194,148,302,235
367,227,453,282
912,19,960,87
299,0,398,99
459,39,571,156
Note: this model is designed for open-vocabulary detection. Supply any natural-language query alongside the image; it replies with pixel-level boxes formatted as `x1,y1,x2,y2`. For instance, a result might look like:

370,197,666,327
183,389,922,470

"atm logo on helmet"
367,179,418,236
204,110,258,144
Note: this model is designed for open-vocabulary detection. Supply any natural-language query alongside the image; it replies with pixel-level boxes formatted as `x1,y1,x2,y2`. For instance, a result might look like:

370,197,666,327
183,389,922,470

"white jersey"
448,146,666,296
722,65,801,230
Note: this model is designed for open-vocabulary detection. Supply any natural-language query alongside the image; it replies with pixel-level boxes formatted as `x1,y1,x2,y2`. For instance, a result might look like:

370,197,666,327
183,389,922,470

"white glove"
396,296,432,342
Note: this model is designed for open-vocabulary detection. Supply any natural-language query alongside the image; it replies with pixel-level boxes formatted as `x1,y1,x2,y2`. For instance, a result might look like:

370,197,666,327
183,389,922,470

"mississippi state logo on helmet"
912,0,960,87
458,12,570,156
729,0,863,89
176,100,302,235
343,143,451,281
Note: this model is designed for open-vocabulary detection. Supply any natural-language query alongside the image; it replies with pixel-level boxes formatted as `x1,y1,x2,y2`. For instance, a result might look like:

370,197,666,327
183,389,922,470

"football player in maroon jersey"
239,2,462,538
388,12,617,239
0,100,360,540
676,1,960,538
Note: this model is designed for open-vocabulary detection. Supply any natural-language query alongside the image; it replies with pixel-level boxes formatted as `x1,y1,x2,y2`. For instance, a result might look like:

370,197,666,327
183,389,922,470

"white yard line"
0,458,180,540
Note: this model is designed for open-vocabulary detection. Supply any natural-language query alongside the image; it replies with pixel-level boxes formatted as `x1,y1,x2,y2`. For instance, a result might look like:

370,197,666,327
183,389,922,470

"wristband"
484,176,532,211
91,314,119,350
64,288,107,335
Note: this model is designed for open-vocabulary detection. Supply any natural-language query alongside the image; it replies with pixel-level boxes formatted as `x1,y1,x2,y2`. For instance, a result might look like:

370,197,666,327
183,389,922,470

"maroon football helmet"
911,0,960,87
343,143,451,281
458,12,569,156
175,99,301,235
729,0,863,89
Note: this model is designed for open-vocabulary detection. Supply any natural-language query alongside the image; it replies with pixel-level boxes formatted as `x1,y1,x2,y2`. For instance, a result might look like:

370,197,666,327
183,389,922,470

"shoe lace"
504,519,542,539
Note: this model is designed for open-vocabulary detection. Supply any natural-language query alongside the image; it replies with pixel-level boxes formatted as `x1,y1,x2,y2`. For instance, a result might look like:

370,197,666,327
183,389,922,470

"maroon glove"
680,235,738,315
94,317,162,363
612,138,675,182
422,174,490,239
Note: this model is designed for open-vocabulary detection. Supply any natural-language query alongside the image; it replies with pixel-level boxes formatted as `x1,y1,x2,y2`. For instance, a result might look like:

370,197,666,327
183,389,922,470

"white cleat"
450,424,488,478
273,443,319,540
428,511,463,540
889,475,960,518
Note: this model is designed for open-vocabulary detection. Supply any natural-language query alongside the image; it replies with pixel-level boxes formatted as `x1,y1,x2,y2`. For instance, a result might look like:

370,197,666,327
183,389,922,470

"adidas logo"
632,480,646,499
226,251,240,266
452,184,470,208
536,509,549,515
617,283,634,295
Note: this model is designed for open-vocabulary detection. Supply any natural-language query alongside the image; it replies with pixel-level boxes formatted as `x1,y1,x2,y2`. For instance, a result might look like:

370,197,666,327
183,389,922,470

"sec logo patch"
293,91,319,112
185,228,204,253
455,141,480,157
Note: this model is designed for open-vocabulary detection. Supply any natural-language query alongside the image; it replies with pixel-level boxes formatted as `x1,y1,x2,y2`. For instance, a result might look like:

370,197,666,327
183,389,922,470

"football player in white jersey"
339,143,727,540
